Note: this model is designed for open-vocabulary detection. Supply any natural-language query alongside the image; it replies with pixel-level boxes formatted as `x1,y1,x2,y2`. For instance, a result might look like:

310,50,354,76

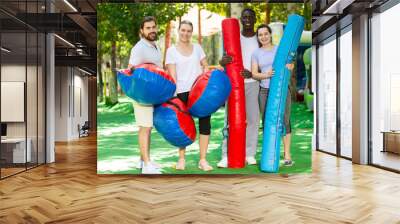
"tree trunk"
163,21,172,69
109,39,118,105
198,7,202,45
211,33,217,65
286,2,297,101
117,55,122,95
304,3,311,30
226,3,231,18
287,3,294,11
97,42,104,102
103,69,107,99
265,3,271,24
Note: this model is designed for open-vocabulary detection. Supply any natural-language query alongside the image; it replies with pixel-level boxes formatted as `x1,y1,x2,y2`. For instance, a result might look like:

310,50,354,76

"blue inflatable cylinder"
260,14,305,173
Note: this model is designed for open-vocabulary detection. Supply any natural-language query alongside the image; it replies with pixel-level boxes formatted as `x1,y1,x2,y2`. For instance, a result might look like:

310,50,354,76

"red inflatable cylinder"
222,18,246,168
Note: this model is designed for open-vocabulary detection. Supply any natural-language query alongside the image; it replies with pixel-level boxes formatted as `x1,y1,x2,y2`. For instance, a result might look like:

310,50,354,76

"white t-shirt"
165,43,206,93
240,34,259,83
129,38,162,68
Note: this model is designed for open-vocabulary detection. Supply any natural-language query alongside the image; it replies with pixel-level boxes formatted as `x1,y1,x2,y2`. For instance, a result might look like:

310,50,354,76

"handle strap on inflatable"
165,97,191,115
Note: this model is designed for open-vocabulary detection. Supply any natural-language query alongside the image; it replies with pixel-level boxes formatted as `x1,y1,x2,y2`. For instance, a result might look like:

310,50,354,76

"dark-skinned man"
218,8,259,167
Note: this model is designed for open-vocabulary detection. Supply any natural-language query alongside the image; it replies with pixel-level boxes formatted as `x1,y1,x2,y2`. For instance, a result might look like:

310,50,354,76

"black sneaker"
283,160,294,167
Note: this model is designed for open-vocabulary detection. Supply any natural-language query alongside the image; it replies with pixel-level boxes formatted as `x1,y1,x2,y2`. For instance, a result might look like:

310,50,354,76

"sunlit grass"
98,95,313,174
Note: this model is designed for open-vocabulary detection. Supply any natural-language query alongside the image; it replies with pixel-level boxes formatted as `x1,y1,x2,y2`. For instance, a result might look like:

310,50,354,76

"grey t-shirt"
129,38,162,68
251,46,277,88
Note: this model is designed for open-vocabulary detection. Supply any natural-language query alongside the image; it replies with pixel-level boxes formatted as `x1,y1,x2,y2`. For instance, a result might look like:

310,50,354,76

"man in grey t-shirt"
127,16,162,174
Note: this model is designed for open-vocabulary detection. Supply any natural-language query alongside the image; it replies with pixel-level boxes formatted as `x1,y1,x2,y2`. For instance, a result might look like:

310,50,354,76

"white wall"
1,82,25,122
73,72,89,138
1,65,26,81
55,66,89,141
55,66,68,141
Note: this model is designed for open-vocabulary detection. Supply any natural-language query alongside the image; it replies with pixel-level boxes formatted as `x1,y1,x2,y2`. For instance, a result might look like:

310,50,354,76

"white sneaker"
217,157,228,168
136,160,161,169
246,157,257,165
151,161,161,169
136,160,143,169
141,163,162,174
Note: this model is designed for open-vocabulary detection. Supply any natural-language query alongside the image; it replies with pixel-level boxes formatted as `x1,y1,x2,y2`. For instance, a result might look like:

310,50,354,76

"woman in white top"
165,20,213,171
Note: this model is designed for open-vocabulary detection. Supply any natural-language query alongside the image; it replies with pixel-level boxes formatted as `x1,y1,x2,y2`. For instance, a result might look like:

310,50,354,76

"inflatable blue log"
260,14,305,173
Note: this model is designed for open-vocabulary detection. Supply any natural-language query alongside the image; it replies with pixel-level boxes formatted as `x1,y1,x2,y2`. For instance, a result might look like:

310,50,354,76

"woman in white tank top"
165,20,213,171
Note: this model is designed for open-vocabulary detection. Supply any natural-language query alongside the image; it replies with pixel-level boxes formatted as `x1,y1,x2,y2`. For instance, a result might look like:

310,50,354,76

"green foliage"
202,32,222,66
97,2,311,62
98,3,192,51
242,3,312,30
198,3,228,16
97,3,192,103
116,34,132,68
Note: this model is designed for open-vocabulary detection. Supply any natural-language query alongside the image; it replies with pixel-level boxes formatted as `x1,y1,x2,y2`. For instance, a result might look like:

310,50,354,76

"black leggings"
177,92,211,135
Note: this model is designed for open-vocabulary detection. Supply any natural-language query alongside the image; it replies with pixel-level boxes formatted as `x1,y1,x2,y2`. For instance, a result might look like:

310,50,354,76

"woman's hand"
166,64,177,82
286,63,295,71
264,68,274,78
200,57,209,73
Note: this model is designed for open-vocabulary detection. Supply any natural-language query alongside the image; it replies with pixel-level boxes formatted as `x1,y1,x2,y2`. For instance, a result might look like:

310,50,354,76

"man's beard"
144,32,157,41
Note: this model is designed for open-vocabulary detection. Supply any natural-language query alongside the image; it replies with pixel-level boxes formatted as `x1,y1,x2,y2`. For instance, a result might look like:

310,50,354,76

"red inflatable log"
222,18,246,168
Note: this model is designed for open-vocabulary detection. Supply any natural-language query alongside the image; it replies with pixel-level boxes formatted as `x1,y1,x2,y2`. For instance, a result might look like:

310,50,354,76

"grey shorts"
259,87,291,134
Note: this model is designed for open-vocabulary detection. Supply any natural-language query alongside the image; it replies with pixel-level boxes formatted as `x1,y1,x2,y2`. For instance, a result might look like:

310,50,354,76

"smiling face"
178,23,193,43
141,20,158,41
240,10,256,30
257,27,272,47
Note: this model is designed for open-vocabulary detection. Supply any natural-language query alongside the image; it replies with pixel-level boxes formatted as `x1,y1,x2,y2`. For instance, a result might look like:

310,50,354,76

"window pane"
317,36,337,154
340,28,352,158
371,4,400,171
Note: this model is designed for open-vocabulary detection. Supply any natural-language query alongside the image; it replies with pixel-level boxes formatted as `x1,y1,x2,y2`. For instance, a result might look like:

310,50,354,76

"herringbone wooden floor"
1,135,399,224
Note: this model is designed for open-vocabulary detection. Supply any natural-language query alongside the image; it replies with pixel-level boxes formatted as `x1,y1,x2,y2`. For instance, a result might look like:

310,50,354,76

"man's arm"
128,45,142,69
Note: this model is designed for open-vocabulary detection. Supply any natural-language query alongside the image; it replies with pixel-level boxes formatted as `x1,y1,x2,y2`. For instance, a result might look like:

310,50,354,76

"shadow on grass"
98,96,312,174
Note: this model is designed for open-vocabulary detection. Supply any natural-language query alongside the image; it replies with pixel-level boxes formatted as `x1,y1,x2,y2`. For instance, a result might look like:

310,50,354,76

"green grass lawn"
97,96,313,174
